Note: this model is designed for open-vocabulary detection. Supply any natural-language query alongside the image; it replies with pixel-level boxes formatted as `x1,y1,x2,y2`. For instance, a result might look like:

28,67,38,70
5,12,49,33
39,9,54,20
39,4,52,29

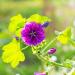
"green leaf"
27,14,51,24
8,14,26,34
63,59,72,68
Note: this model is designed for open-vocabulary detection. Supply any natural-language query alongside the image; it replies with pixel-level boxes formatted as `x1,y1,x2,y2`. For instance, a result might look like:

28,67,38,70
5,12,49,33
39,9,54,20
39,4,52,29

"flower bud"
42,22,49,27
34,72,46,75
48,48,56,54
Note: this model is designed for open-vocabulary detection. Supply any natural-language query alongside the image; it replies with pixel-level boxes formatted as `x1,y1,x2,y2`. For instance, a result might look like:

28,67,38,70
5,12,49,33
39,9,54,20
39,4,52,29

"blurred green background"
0,0,75,75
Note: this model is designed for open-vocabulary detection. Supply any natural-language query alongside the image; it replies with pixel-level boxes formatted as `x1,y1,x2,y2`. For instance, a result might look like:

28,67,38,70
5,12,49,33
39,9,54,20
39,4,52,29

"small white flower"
16,73,20,75
50,56,57,62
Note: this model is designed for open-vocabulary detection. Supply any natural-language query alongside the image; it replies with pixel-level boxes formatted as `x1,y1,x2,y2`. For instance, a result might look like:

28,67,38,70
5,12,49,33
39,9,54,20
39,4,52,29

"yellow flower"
8,14,26,34
2,39,25,68
57,27,71,44
27,14,51,24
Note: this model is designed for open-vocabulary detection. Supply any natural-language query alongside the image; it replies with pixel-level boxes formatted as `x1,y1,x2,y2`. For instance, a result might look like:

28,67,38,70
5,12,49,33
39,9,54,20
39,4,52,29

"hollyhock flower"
34,72,46,75
21,22,45,46
48,48,56,54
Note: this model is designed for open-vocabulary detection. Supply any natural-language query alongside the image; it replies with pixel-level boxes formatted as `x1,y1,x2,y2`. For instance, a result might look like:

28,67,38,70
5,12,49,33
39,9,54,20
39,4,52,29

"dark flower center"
30,31,36,37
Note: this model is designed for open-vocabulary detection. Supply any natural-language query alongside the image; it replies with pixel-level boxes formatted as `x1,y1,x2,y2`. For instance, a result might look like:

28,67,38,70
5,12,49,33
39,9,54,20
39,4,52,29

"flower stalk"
22,46,29,50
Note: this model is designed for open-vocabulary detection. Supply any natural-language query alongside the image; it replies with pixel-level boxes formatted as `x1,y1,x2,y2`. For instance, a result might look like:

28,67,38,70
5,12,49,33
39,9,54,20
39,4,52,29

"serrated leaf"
8,14,26,34
27,14,51,24
57,27,71,44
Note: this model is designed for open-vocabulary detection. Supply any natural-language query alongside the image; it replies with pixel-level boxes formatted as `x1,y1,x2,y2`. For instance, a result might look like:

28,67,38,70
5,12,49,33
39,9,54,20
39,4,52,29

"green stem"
35,54,45,62
41,37,57,54
46,72,48,75
22,46,29,50
41,26,71,54
38,54,71,68
48,61,63,67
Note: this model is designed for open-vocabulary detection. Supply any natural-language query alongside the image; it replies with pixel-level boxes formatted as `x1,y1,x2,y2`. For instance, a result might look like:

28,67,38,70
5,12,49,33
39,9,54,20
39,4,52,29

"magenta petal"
34,72,46,75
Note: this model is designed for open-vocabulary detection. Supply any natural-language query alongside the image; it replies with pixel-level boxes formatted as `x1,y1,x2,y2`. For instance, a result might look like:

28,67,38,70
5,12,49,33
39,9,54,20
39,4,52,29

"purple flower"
34,72,46,75
21,22,45,46
48,48,56,54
